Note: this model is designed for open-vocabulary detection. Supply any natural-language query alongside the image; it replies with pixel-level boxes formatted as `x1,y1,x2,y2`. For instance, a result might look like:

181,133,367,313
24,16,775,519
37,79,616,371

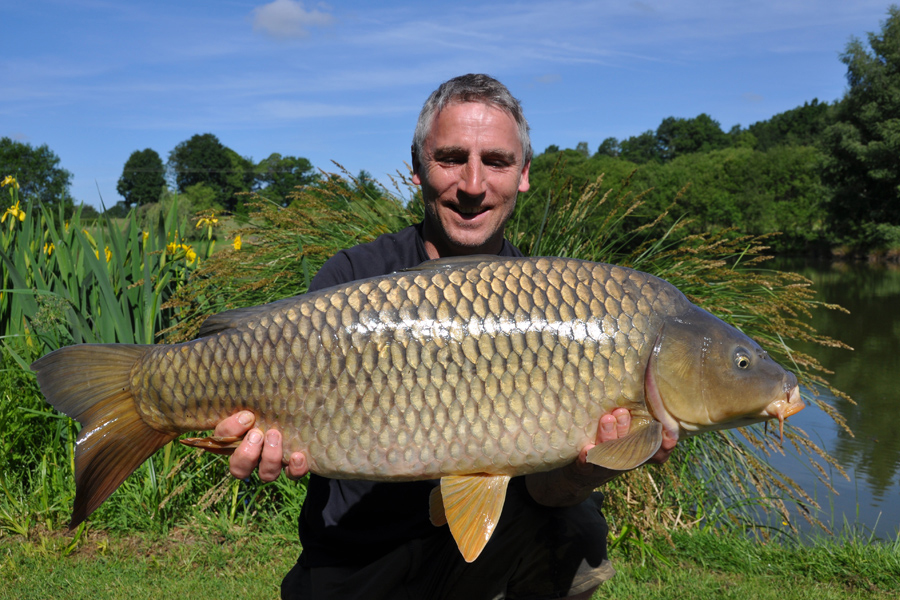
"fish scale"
32,255,803,561
128,257,669,480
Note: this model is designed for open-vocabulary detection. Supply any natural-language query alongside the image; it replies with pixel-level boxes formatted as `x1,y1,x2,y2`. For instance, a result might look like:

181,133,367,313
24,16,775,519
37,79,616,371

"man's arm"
525,408,677,507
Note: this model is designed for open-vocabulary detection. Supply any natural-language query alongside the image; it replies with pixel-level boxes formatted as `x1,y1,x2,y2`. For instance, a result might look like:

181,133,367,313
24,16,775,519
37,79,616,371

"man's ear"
518,160,531,193
411,146,422,185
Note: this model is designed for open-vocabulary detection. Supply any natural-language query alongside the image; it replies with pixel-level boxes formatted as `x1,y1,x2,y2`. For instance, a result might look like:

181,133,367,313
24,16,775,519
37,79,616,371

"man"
215,74,676,599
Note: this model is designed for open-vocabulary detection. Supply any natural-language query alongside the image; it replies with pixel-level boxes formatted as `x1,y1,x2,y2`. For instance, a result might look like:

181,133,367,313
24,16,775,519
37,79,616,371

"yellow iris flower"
195,216,219,228
233,234,242,250
1,175,19,190
167,241,197,264
1,201,25,224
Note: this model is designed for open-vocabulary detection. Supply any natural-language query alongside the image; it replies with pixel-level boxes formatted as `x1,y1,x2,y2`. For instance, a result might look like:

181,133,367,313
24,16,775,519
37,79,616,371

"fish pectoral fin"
428,485,448,527
585,420,664,471
432,474,511,563
179,435,244,453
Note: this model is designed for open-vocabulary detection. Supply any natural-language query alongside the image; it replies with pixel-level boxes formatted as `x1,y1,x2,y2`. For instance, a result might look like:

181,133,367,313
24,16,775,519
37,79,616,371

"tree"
619,130,660,164
823,6,900,234
656,114,729,161
117,148,166,208
167,134,241,210
574,141,590,158
255,153,318,206
747,100,833,151
595,137,620,158
0,137,73,210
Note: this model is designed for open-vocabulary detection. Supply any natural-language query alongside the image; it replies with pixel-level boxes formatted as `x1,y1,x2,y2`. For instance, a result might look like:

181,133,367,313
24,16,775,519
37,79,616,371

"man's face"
413,101,530,258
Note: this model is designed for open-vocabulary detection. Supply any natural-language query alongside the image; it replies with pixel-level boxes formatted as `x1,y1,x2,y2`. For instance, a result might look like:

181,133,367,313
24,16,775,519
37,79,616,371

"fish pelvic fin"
180,435,243,453
585,420,664,471
31,344,177,529
431,474,511,563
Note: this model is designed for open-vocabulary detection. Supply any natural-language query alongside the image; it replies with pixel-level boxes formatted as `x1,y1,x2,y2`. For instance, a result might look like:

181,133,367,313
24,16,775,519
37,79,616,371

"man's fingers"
648,429,678,464
596,414,618,443
228,428,263,479
613,408,630,438
285,452,309,480
596,408,631,444
258,430,284,482
215,411,255,437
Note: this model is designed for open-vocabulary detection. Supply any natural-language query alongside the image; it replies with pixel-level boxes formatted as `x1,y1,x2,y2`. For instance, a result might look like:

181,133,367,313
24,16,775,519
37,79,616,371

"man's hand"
525,408,677,507
214,412,309,482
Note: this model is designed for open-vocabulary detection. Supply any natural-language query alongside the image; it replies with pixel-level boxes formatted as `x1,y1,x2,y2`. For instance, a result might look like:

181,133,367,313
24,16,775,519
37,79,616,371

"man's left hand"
525,408,677,507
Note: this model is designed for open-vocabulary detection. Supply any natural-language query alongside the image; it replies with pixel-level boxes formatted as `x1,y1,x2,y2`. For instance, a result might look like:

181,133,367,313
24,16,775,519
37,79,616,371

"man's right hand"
214,411,309,482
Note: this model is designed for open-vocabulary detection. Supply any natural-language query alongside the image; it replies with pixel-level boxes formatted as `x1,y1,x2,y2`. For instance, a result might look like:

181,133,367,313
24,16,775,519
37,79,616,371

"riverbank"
2,525,897,599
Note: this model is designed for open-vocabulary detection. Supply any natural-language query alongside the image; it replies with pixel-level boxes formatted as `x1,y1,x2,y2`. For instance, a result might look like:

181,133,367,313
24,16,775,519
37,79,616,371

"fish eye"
734,351,751,369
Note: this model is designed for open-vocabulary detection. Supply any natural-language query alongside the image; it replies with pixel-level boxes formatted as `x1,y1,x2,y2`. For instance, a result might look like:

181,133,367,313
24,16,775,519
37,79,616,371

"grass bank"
2,526,897,599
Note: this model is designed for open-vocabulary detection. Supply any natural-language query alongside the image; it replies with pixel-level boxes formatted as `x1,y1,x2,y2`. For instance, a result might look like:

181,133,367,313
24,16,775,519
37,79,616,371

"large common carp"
32,256,803,561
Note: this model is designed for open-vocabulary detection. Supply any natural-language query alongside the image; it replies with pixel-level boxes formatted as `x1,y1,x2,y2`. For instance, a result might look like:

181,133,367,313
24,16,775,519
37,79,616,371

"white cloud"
252,0,334,39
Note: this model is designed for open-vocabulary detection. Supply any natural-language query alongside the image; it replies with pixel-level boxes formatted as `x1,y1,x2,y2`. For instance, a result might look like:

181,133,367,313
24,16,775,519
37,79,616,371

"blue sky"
3,0,897,209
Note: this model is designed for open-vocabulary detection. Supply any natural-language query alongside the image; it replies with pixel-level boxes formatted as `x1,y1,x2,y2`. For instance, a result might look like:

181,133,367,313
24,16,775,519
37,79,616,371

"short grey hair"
412,74,533,166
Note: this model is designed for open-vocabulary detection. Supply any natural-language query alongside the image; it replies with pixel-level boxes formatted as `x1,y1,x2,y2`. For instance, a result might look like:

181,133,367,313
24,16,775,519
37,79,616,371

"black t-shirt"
298,223,524,567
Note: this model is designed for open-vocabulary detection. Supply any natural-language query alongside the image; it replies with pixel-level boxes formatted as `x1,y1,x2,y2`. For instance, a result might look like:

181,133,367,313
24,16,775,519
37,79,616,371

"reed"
0,168,852,542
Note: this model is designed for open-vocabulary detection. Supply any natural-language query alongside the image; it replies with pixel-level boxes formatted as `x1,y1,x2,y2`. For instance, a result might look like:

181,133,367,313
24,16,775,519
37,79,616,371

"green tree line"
527,6,900,256
115,133,318,215
6,6,900,255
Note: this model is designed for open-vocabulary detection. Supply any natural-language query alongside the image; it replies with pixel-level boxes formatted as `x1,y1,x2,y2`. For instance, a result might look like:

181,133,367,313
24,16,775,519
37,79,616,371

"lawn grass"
598,529,900,600
2,525,897,599
0,524,299,599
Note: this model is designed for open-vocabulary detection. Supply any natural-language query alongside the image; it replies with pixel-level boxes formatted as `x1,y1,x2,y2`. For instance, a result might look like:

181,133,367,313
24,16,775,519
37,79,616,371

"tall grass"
0,168,852,544
0,177,303,535
510,170,850,538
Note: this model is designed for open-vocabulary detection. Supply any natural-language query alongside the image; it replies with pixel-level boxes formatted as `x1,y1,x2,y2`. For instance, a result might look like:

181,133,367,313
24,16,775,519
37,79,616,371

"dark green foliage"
619,130,660,164
0,137,73,211
656,113,730,160
526,143,828,253
641,146,828,251
596,137,620,157
823,6,900,239
748,99,834,151
255,153,319,206
117,148,166,208
167,133,243,211
104,201,131,218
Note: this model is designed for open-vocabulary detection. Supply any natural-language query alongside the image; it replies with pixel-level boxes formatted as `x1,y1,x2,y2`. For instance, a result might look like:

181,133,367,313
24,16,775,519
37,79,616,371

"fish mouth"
764,384,805,442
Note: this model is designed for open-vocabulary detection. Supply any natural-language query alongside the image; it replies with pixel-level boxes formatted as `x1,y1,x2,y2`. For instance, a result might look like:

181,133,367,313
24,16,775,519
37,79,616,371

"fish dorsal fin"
401,255,502,273
430,474,511,562
197,296,300,338
585,420,664,471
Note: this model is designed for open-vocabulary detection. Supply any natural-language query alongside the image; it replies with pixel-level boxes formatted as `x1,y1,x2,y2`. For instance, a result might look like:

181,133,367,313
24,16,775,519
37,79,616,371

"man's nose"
458,159,486,197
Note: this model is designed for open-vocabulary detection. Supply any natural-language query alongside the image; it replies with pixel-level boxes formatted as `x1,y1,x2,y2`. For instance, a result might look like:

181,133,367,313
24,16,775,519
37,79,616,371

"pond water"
765,259,900,540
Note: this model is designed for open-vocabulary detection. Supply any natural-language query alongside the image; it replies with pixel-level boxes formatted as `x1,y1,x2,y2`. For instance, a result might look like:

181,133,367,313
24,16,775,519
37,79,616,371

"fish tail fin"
31,344,178,529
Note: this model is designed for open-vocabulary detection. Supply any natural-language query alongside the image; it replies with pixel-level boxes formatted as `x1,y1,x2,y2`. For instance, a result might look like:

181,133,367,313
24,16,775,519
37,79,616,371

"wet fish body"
32,256,803,561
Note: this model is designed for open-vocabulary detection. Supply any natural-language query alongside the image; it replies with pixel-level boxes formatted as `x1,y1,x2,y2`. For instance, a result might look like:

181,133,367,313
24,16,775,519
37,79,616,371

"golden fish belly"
131,257,684,479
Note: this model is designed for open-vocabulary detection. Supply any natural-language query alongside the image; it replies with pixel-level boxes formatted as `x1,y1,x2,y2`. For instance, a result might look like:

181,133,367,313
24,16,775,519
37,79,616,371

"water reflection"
774,259,900,535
